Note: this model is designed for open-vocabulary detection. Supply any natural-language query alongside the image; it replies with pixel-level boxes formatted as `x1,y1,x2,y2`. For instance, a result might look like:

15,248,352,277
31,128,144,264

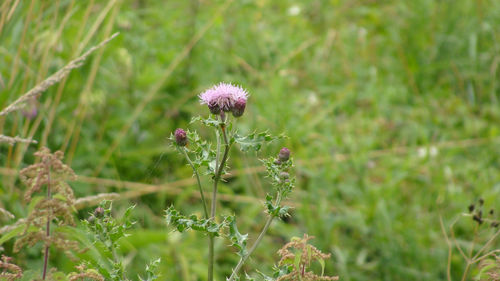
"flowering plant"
167,83,337,280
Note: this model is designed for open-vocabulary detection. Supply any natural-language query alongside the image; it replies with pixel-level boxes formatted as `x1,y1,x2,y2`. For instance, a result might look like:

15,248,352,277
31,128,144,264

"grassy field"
1,0,500,280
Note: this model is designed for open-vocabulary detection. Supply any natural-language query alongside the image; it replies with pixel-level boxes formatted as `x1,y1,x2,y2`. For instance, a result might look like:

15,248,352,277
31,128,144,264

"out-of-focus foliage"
1,0,500,280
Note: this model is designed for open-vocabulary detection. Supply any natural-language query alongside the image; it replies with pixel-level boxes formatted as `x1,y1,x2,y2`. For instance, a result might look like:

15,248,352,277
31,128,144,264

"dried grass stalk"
0,32,119,116
74,192,120,209
0,135,37,145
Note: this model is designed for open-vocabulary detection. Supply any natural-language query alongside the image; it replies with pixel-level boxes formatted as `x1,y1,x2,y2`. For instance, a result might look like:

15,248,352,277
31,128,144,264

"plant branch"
228,216,274,281
228,192,283,281
180,147,209,219
472,227,500,261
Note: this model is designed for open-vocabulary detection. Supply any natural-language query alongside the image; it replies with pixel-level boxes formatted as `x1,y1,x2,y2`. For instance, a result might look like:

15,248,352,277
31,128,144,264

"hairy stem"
180,147,209,218
42,167,51,280
208,121,230,281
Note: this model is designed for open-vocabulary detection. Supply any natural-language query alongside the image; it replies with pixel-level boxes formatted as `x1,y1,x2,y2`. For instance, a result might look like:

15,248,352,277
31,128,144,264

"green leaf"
190,116,222,128
318,258,325,276
294,251,301,272
227,216,248,257
165,206,224,236
0,224,24,245
139,258,161,281
233,131,279,152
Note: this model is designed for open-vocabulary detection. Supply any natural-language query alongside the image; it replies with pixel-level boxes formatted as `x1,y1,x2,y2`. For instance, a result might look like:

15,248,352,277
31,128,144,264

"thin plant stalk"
42,167,51,280
228,216,273,281
180,147,208,218
228,194,282,281
461,224,479,281
208,119,230,281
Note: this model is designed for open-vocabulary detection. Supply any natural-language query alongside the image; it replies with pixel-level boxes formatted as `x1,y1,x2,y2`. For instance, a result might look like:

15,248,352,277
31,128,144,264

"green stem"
228,193,283,281
208,122,230,281
180,147,209,218
228,216,274,281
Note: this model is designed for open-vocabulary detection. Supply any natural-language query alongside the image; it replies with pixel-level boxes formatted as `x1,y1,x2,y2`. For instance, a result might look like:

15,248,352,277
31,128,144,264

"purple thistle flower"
199,83,249,115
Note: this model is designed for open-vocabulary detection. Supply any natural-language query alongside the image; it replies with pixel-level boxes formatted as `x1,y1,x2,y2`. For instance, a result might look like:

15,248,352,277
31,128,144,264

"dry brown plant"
13,148,79,280
276,234,339,281
0,255,23,281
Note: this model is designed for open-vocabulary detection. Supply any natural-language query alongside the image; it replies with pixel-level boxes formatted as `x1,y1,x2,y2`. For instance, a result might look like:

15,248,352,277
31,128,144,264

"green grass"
1,0,500,280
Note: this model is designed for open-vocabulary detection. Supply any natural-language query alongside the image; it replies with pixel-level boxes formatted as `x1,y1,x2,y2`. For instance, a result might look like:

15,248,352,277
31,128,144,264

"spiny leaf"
227,216,248,257
233,131,281,152
165,206,224,236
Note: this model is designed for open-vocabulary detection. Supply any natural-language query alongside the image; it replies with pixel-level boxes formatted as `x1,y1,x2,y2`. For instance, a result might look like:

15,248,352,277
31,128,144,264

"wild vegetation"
1,0,500,280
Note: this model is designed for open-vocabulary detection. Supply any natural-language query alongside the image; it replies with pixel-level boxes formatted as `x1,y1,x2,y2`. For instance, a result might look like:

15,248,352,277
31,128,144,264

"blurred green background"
1,0,500,280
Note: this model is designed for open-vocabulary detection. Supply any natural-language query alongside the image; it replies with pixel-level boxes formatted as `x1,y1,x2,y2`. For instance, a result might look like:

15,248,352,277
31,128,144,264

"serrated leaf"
165,206,223,236
227,216,248,257
234,131,277,152
191,116,222,128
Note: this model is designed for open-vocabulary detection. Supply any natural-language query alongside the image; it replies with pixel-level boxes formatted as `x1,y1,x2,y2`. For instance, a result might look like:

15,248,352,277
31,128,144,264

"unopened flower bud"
280,172,289,179
88,215,95,224
231,98,246,117
94,207,105,218
175,128,188,146
278,147,291,162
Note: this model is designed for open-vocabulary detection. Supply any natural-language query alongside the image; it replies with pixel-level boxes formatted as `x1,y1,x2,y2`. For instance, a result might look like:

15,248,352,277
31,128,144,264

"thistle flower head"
231,98,247,118
278,147,291,162
199,83,249,114
94,207,105,218
174,128,188,146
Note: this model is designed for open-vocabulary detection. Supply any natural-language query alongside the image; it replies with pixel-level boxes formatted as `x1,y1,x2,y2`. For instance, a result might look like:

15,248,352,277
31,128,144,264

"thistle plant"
83,201,160,281
166,82,335,280
14,148,79,280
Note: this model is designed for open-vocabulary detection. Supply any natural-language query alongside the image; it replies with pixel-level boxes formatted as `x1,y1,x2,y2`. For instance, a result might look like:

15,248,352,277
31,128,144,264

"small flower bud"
278,147,291,162
88,215,95,224
94,207,105,218
280,172,289,179
274,159,282,165
175,128,188,146
231,98,246,117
